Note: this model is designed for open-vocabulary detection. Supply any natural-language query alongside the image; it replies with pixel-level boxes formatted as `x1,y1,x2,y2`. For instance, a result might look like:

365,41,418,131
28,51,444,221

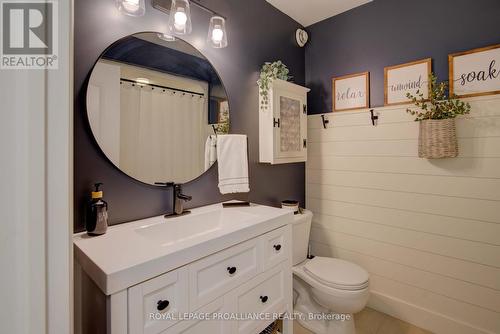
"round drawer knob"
157,300,170,311
260,295,269,303
273,244,282,251
227,266,237,275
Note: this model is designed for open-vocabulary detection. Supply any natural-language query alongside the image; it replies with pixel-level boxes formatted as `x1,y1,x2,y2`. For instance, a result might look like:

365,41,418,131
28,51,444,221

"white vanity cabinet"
259,79,310,164
74,203,294,334
126,226,292,334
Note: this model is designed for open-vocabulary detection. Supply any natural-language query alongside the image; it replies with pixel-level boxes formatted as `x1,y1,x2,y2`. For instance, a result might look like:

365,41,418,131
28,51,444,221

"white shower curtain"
119,83,210,184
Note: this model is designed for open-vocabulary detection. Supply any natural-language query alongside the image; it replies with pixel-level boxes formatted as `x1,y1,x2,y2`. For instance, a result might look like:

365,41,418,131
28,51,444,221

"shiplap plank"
309,117,500,143
367,292,490,334
306,198,500,245
308,95,500,129
307,109,415,129
310,216,500,268
308,229,500,290
306,169,500,201
306,184,500,223
310,242,500,313
306,155,500,178
308,137,500,158
368,275,500,334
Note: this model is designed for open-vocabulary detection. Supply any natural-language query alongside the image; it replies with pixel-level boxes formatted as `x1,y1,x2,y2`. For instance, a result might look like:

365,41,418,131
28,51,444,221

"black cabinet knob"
273,244,282,251
157,300,170,311
260,295,269,303
227,266,237,275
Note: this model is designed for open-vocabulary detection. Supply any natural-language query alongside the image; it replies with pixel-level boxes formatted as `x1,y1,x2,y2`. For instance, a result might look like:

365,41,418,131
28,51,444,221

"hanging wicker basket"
418,118,458,159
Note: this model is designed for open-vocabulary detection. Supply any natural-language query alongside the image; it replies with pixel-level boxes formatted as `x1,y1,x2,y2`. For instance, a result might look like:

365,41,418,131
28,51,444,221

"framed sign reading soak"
332,72,369,111
449,44,500,97
384,58,432,106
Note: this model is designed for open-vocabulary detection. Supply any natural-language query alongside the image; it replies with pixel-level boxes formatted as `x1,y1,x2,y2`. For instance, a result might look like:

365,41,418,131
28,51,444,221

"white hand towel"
204,135,217,171
217,134,250,194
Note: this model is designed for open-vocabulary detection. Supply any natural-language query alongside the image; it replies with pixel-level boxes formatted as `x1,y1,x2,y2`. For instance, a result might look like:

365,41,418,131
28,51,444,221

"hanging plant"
406,73,471,158
257,61,292,110
406,73,471,121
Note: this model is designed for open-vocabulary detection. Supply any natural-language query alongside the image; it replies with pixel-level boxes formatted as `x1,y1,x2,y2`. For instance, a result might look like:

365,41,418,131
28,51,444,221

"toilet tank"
291,209,313,265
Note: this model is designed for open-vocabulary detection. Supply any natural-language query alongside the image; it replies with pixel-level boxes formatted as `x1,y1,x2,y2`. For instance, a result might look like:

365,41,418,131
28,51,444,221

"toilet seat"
304,257,369,291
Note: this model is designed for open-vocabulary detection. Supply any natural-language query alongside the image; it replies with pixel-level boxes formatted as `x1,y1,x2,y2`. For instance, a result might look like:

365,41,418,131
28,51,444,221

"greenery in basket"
406,73,471,121
257,61,292,110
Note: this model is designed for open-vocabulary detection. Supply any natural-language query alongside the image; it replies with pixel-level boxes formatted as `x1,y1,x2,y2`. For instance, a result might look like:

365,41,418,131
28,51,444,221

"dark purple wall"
305,0,500,114
74,0,305,232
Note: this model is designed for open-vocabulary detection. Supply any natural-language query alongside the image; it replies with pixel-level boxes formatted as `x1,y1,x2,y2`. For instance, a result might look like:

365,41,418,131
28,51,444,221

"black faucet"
155,182,192,217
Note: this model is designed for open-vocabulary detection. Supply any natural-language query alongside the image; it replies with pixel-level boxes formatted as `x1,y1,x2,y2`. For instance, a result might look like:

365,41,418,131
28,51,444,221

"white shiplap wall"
306,95,500,334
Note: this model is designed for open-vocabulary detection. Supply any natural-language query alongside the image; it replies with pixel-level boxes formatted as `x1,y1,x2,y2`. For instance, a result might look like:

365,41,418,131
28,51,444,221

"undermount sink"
134,208,258,246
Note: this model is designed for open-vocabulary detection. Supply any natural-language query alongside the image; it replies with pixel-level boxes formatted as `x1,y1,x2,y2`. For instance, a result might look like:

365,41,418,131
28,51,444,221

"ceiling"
266,0,373,27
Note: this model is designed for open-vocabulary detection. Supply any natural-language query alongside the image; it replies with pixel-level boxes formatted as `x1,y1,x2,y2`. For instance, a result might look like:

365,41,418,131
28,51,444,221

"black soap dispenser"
86,182,108,235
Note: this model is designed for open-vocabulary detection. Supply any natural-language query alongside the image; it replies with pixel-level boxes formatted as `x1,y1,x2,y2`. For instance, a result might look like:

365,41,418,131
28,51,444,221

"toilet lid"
304,257,369,290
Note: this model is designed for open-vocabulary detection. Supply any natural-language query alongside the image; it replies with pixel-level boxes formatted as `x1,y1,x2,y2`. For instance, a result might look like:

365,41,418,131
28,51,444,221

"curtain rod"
120,78,205,97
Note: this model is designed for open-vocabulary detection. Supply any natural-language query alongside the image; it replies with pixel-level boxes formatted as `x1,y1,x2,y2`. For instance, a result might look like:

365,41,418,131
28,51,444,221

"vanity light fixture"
207,16,227,48
167,0,192,35
115,0,145,16
152,0,229,48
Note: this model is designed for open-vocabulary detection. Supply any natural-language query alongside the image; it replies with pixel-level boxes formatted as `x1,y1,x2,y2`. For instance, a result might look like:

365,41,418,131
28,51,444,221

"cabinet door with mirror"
86,32,229,185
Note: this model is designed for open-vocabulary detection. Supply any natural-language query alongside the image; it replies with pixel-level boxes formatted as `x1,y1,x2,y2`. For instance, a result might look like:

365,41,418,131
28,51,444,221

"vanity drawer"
129,267,189,334
189,238,261,310
161,298,228,334
261,225,290,271
227,264,288,334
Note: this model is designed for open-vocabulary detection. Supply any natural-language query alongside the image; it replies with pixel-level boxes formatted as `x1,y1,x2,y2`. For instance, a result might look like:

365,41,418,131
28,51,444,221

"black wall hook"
370,109,379,126
321,114,330,129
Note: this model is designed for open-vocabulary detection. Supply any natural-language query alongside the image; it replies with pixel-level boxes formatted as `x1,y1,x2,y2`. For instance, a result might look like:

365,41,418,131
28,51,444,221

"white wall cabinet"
259,79,310,164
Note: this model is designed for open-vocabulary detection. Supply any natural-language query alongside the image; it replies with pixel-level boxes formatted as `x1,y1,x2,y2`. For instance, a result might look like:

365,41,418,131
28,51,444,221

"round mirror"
86,32,229,185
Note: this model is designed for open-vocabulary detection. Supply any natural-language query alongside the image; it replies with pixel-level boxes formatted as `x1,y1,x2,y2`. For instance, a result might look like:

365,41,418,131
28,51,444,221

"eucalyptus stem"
406,73,471,121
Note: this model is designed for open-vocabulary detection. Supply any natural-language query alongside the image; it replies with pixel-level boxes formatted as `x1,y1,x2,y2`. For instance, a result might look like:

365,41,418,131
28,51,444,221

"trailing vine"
257,61,292,110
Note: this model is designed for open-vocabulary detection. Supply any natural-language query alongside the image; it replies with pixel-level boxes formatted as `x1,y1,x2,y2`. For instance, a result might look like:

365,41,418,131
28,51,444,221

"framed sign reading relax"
384,58,432,106
332,72,370,111
449,44,500,98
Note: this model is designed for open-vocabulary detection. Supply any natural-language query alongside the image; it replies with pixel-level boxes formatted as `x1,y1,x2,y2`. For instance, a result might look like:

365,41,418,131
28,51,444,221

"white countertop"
74,202,293,295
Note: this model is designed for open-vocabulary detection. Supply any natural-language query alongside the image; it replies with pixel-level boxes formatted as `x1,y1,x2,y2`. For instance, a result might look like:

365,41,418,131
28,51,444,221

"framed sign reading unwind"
384,58,432,106
449,44,500,98
332,71,370,111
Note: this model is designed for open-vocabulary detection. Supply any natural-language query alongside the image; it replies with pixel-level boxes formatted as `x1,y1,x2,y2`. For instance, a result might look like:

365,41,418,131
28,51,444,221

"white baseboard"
368,291,492,334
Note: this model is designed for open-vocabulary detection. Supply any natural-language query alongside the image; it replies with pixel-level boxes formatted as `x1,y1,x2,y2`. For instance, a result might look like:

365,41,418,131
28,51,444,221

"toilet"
291,210,370,334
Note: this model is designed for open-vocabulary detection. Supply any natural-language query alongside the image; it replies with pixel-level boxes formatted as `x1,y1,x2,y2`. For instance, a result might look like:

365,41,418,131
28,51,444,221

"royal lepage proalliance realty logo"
1,0,58,69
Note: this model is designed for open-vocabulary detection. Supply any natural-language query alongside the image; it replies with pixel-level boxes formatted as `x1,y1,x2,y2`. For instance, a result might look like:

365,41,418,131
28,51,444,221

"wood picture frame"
449,43,500,98
384,58,432,106
332,71,370,111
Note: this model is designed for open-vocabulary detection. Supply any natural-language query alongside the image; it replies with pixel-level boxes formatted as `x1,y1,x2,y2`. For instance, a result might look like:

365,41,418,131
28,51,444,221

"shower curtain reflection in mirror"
119,82,211,184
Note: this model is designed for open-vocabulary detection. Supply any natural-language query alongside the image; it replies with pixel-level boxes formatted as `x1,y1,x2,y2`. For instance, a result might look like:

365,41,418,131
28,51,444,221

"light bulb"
167,0,192,35
212,25,224,43
174,10,187,29
116,0,145,16
207,16,228,48
122,0,139,12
